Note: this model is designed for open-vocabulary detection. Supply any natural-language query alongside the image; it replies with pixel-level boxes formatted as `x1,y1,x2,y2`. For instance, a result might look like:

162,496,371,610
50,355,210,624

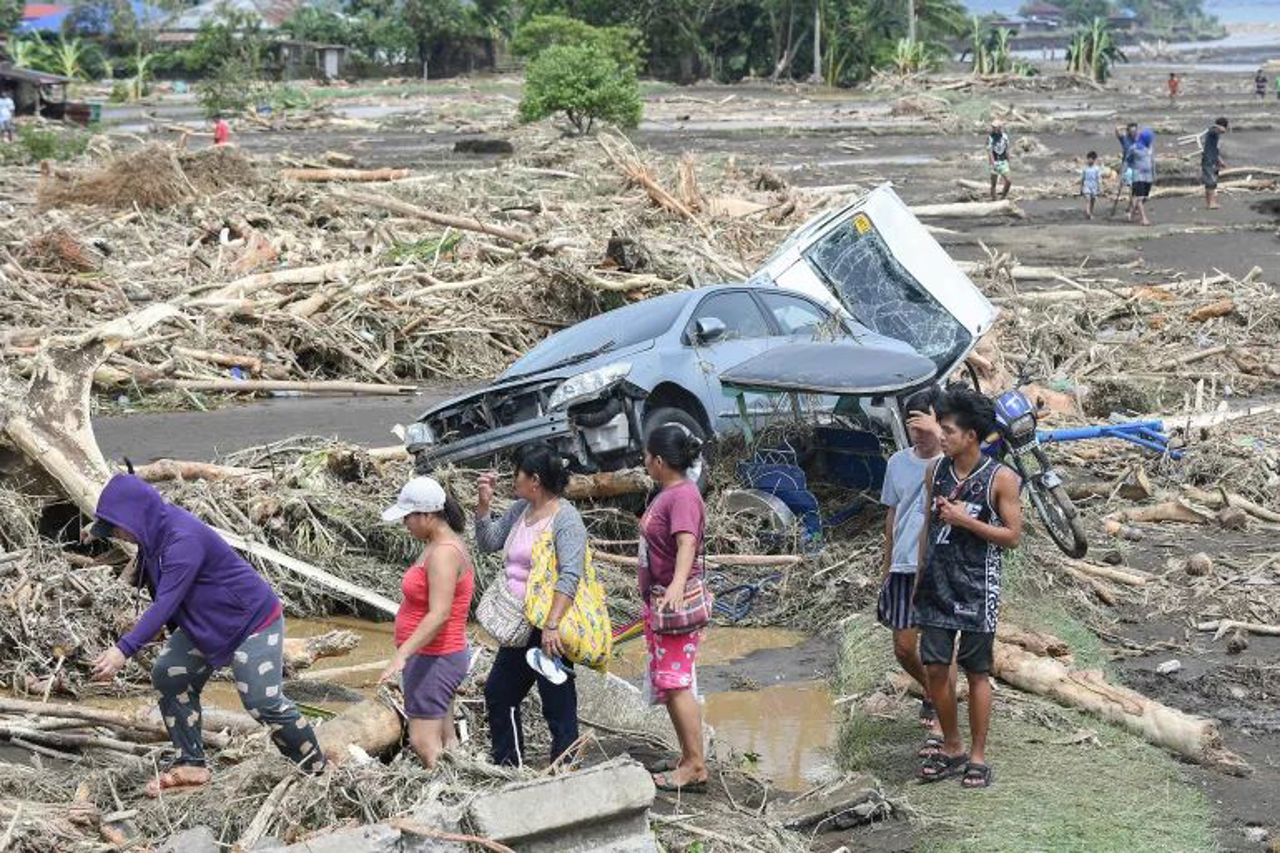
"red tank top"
394,541,474,656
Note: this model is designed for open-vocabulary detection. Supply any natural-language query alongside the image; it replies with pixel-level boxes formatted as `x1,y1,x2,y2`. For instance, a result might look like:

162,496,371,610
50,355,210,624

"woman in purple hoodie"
88,474,325,795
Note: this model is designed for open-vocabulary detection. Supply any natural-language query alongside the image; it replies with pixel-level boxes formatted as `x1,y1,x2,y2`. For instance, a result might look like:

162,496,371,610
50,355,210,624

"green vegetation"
511,14,643,71
967,17,1034,76
6,34,108,80
830,559,1215,853
891,39,941,76
387,233,462,264
1065,18,1128,83
0,124,91,166
196,57,270,118
0,0,20,34
519,43,642,134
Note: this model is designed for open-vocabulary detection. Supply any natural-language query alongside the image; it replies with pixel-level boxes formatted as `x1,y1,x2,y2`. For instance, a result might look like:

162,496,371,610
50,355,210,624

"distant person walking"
1167,72,1180,103
1201,117,1228,210
213,116,231,146
1129,128,1156,226
0,91,15,144
1255,70,1268,100
1080,151,1103,220
987,119,1011,201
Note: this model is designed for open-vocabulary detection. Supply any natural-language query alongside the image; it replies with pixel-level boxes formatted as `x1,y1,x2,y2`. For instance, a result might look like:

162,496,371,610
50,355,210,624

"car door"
684,290,781,430
749,184,999,383
754,290,848,417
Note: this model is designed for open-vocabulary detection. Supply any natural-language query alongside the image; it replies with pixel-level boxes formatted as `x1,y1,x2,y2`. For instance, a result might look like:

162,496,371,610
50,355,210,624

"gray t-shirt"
880,448,940,573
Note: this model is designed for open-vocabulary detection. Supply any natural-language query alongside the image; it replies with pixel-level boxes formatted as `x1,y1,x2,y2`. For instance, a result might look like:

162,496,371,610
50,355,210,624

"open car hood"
750,184,998,381
720,341,936,396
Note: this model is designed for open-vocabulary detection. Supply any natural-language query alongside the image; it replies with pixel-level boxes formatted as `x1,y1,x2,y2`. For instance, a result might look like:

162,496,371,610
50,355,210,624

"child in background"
1080,151,1102,220
213,116,231,146
1167,72,1180,103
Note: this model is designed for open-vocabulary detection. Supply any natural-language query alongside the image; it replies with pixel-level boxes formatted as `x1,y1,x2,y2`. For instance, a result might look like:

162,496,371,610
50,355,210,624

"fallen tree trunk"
1197,619,1280,640
564,468,652,500
171,346,263,374
281,629,360,675
1060,558,1151,587
0,698,229,749
1181,486,1280,524
190,260,357,305
149,378,417,396
909,199,1024,219
333,189,533,244
955,260,1067,281
316,697,402,765
996,624,1071,658
297,658,390,682
280,168,411,183
133,459,264,483
1110,499,1215,525
992,641,1248,774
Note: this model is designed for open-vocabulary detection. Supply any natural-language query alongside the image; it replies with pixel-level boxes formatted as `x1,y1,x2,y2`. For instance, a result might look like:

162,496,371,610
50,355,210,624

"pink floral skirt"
642,605,702,705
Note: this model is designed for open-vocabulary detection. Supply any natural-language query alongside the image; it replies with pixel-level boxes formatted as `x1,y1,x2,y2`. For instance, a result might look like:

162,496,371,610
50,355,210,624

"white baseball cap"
381,476,447,523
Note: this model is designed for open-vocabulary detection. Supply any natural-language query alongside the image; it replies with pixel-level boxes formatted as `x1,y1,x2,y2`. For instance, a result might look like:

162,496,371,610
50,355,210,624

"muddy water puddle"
76,621,835,792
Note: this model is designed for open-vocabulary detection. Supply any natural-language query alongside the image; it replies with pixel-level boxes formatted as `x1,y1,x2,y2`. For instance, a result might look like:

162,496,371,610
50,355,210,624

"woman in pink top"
475,442,588,767
639,425,708,793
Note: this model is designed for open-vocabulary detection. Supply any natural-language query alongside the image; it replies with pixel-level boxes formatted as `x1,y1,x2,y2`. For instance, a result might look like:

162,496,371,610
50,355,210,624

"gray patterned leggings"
151,616,324,771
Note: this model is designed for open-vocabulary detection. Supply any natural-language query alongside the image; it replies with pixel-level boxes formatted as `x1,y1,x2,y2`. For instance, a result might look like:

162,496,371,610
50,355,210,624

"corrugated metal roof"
0,62,72,84
21,4,68,18
165,0,309,31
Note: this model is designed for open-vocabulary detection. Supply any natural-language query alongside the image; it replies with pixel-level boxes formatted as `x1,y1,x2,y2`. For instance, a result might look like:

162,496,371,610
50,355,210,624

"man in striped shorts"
877,387,945,748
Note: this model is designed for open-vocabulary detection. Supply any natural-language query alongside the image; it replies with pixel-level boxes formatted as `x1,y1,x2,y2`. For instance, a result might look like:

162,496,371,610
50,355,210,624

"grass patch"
831,565,1217,853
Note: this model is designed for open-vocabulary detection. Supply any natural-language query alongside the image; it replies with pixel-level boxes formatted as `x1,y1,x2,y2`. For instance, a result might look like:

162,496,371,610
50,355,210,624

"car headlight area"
548,363,632,411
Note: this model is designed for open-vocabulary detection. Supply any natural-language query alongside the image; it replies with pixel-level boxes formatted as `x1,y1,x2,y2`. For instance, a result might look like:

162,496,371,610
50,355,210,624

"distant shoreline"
962,1,1274,26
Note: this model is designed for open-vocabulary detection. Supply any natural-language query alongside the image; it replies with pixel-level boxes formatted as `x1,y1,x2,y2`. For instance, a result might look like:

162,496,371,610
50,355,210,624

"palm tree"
8,37,46,69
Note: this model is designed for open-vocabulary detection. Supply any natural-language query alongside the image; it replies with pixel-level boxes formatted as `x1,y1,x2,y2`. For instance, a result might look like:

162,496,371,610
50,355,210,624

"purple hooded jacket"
96,475,279,667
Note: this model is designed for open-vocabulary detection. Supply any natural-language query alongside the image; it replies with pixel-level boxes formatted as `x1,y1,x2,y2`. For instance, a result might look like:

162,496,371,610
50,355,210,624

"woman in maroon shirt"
639,425,709,792
380,477,475,768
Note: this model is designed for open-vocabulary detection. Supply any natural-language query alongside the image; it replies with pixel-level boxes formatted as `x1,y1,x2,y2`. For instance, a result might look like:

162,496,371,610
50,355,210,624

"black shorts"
1201,164,1218,189
1131,181,1152,198
876,573,916,631
919,626,995,674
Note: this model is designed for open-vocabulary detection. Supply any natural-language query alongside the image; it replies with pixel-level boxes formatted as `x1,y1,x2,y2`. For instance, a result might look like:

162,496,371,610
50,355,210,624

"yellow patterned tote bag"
523,529,613,671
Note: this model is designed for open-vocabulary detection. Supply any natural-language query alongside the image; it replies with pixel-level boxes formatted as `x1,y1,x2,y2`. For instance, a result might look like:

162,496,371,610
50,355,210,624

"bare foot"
1207,204,1220,210
144,765,211,798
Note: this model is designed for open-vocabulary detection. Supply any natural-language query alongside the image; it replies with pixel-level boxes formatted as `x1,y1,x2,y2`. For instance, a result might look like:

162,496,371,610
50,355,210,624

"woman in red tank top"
380,476,475,767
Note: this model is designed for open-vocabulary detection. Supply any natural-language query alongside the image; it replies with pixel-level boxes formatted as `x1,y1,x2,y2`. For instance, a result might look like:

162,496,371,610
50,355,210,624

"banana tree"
8,37,45,69
127,49,154,101
1065,17,1127,83
50,36,95,80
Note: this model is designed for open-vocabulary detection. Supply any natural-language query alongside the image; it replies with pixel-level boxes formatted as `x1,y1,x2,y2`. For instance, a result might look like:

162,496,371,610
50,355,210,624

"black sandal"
919,699,937,727
918,751,969,783
917,735,945,759
962,762,994,789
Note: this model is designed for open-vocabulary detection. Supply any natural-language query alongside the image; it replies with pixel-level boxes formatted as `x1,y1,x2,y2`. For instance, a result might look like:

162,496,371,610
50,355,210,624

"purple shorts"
403,648,470,719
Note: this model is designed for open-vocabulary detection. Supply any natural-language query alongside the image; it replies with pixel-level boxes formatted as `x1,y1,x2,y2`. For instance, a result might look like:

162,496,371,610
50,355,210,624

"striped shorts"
876,572,917,631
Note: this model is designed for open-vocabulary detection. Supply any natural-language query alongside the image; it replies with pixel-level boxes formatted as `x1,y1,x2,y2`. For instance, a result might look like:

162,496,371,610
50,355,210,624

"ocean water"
962,0,1276,24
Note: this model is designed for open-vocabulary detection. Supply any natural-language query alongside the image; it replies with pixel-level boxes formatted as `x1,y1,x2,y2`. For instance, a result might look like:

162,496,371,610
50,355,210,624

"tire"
643,405,710,491
1026,478,1088,558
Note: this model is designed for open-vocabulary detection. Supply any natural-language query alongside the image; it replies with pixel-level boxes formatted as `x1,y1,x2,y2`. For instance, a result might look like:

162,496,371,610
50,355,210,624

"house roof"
21,4,68,18
17,0,165,33
1020,1,1064,15
0,62,72,84
165,0,308,31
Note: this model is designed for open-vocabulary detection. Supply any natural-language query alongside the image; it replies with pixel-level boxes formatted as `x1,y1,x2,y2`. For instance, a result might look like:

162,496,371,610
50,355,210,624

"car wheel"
643,406,710,491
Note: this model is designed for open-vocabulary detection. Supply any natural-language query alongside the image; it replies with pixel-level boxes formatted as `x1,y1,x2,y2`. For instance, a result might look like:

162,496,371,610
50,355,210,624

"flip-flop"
918,751,969,784
646,757,679,773
917,735,945,759
918,699,937,727
962,762,995,789
653,771,708,794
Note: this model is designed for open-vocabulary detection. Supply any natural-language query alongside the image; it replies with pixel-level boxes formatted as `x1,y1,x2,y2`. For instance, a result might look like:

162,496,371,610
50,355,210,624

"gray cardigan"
474,499,586,598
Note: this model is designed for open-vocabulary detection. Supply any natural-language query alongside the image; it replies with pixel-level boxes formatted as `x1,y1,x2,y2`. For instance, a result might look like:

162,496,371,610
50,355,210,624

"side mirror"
694,317,727,345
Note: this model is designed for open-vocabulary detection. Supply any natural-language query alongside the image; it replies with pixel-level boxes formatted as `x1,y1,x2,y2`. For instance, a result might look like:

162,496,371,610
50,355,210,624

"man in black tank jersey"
912,389,1022,789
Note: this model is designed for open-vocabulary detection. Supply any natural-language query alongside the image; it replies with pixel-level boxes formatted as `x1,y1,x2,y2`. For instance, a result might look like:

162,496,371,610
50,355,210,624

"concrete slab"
468,756,658,853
